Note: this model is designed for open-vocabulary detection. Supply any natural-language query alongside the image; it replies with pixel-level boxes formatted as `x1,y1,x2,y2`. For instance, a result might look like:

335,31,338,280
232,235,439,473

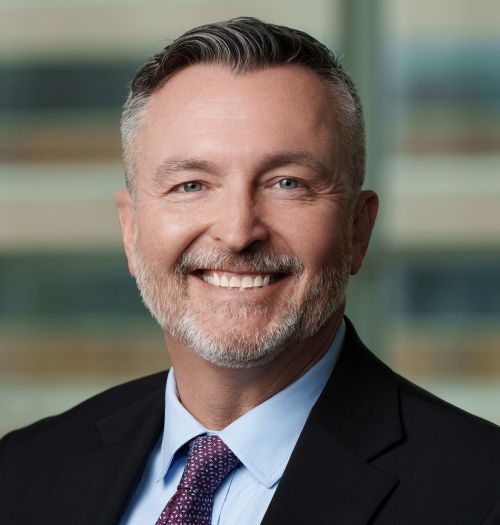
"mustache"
175,247,304,275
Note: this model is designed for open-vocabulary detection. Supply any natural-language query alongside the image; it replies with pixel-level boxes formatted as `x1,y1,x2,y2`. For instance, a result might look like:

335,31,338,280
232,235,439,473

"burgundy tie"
155,435,240,525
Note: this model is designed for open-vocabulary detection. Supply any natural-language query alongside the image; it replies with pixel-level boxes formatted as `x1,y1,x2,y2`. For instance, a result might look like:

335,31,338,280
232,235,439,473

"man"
1,17,500,525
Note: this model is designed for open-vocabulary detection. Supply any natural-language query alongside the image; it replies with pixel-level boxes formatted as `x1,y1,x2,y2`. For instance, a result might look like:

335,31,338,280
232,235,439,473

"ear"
115,190,137,277
349,190,379,276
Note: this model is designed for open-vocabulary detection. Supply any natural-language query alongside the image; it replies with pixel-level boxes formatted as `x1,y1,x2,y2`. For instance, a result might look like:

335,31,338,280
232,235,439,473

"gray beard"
132,245,351,369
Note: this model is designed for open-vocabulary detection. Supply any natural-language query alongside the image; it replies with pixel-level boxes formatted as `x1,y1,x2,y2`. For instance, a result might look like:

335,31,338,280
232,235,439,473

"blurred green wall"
1,0,499,435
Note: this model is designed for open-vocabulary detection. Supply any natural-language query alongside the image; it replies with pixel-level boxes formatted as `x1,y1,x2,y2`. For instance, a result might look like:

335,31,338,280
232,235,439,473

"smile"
197,270,282,290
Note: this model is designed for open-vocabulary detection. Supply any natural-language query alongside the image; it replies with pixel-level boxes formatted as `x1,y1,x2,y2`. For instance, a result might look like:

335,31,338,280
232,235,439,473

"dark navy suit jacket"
2,319,500,524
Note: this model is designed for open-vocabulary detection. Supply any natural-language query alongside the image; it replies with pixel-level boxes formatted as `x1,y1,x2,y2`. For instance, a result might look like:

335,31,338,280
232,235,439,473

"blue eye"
278,178,299,189
181,181,203,192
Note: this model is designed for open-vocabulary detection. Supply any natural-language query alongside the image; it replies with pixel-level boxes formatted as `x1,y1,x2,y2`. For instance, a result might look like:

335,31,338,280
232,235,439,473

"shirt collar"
157,319,345,487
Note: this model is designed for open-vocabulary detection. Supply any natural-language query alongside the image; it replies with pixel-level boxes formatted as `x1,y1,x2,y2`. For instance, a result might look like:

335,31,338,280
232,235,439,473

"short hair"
121,17,365,196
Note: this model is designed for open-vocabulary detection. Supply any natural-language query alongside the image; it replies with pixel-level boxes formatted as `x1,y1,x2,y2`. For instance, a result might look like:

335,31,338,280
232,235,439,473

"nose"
209,190,270,252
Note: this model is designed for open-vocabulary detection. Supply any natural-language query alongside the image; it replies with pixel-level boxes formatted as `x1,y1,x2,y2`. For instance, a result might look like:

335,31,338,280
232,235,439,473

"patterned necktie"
155,434,240,525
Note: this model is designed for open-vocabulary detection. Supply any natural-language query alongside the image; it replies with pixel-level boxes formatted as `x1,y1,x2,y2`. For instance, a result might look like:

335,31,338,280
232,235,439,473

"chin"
166,298,340,369
172,317,295,369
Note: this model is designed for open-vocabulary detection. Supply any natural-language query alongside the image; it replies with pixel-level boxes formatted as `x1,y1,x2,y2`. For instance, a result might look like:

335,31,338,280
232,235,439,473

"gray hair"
121,17,365,196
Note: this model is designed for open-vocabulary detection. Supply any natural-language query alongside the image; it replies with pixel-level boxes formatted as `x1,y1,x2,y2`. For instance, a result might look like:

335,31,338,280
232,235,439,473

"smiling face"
117,64,377,368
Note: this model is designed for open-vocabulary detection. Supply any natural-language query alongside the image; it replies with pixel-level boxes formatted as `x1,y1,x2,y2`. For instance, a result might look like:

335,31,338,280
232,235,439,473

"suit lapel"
261,319,403,525
260,430,398,525
43,383,165,525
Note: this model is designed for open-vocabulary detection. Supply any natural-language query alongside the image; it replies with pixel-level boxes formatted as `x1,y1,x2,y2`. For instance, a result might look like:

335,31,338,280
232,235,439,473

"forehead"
147,63,334,122
138,64,338,172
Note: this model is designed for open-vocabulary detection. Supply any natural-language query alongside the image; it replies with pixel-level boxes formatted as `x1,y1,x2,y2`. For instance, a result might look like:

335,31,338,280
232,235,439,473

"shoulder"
368,372,500,521
0,372,167,523
0,370,167,461
339,320,500,501
344,318,500,453
397,373,500,460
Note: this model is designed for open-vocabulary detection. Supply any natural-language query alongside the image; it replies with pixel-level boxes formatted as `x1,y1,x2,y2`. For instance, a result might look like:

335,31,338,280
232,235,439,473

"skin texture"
116,64,378,429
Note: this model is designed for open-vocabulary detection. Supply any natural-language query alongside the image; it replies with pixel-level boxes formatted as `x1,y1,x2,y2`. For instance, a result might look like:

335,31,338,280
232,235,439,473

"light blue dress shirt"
120,320,345,525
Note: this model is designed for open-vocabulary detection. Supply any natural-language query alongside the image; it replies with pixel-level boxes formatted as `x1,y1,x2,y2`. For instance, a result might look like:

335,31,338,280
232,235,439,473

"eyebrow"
153,157,219,184
256,151,330,179
153,150,331,184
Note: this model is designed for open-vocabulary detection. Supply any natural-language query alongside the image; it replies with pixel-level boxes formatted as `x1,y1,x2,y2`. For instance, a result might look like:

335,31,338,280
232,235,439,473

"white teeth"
201,272,274,289
229,276,241,288
241,276,254,289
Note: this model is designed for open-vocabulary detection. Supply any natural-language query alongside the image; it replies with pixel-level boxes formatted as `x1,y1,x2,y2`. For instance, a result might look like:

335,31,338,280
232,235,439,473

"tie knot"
179,435,240,496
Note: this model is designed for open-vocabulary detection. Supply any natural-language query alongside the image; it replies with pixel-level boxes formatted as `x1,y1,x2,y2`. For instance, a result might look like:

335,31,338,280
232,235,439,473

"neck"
164,312,343,430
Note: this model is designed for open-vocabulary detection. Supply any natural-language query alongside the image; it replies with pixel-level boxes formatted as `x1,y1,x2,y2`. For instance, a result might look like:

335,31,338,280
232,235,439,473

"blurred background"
1,0,499,436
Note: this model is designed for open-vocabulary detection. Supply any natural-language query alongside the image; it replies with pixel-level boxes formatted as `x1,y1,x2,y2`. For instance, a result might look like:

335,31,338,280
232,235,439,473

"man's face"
117,64,376,368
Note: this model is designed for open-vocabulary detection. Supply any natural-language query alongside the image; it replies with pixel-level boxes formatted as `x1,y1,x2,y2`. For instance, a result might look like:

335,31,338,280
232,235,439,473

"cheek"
278,209,348,268
136,203,215,268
